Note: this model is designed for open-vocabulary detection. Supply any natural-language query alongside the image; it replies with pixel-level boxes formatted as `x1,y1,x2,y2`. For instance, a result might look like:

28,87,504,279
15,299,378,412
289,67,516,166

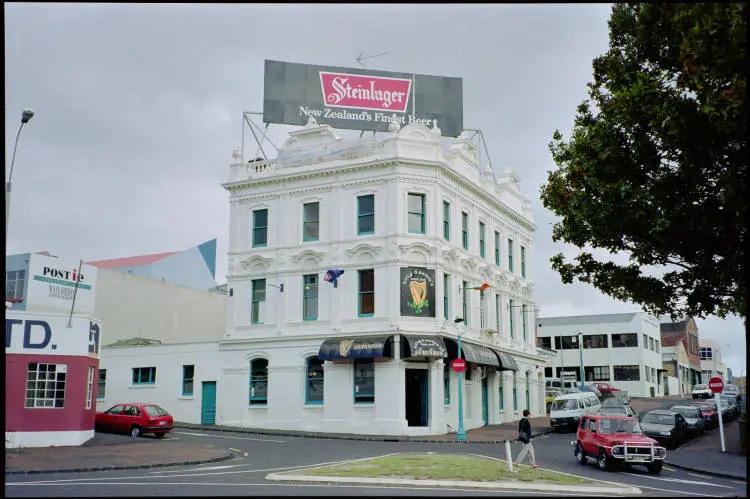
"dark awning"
318,335,392,360
460,342,499,367
402,335,447,358
493,349,519,371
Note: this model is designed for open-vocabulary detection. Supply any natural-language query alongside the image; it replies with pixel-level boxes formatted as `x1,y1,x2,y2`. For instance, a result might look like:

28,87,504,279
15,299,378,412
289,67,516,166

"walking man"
514,409,539,470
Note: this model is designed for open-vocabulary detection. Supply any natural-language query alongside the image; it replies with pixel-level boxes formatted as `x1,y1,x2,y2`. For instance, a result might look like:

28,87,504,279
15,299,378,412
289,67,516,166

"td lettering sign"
5,312,102,358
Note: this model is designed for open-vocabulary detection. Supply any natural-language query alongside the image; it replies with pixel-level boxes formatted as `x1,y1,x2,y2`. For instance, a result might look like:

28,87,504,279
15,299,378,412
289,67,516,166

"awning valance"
402,335,447,359
460,342,499,367
493,349,519,372
318,335,392,360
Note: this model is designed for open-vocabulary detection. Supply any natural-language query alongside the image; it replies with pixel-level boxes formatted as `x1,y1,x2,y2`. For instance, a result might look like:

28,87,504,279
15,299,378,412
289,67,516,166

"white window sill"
248,405,268,410
129,384,156,389
177,396,195,400
303,404,324,409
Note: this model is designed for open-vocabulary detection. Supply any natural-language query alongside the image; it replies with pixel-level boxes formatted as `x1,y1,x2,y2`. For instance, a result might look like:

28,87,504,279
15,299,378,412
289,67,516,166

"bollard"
505,439,513,472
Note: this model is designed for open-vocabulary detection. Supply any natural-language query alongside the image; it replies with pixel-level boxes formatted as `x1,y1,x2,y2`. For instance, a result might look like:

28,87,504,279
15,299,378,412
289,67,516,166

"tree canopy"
541,3,747,323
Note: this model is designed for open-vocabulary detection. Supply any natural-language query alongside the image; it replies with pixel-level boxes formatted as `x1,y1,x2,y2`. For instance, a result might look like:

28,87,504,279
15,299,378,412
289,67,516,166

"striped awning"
493,349,519,371
460,342,500,367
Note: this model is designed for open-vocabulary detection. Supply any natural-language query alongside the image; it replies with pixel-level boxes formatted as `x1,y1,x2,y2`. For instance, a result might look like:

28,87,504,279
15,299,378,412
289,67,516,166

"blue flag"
324,269,345,288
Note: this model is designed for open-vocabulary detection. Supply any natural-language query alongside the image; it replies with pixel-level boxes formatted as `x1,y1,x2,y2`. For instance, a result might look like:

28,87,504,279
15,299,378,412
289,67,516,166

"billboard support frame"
241,111,279,164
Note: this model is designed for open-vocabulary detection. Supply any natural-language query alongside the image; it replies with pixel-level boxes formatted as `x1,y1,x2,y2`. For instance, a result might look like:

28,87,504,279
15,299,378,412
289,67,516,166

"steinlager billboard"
263,60,463,137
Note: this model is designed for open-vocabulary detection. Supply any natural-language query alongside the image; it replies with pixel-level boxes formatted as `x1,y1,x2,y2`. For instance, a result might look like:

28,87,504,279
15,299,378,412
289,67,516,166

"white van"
549,392,601,432
545,378,581,394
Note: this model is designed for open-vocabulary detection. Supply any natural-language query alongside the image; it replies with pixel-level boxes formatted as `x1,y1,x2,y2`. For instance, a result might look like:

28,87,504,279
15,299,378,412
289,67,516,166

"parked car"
579,385,603,399
95,403,174,438
691,384,712,399
640,410,689,449
598,404,640,420
572,414,666,474
669,405,706,436
592,382,629,401
718,395,740,421
722,384,742,402
550,392,602,432
689,401,719,429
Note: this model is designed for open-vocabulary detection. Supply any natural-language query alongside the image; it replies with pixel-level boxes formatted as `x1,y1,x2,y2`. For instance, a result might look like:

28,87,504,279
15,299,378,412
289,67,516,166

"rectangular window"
479,222,486,258
508,239,514,272
522,304,527,341
302,202,319,242
655,340,660,353
251,279,266,324
444,363,451,405
461,212,469,250
357,195,375,235
555,336,581,350
582,334,609,349
407,193,425,234
509,299,515,339
495,293,500,331
85,366,95,409
499,373,504,410
443,201,450,240
354,359,375,403
252,209,268,247
358,269,375,316
132,367,156,385
643,334,648,349
649,337,655,351
6,269,26,300
443,273,450,321
182,365,195,396
613,365,641,381
306,357,324,405
584,366,610,382
303,274,319,321
612,333,638,347
521,246,526,278
479,291,486,329
249,359,268,405
97,369,106,399
494,231,500,266
699,348,712,360
512,371,518,411
537,337,551,349
645,368,651,382
462,280,468,325
25,363,66,408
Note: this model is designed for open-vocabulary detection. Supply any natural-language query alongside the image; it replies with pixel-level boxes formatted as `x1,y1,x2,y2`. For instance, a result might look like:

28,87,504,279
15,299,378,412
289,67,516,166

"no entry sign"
709,376,724,394
452,358,466,373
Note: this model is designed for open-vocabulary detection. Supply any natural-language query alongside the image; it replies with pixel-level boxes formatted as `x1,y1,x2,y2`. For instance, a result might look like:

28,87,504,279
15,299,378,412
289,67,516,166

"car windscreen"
672,407,699,418
599,419,642,434
599,407,627,416
144,405,169,417
551,399,578,411
642,413,674,425
602,398,627,407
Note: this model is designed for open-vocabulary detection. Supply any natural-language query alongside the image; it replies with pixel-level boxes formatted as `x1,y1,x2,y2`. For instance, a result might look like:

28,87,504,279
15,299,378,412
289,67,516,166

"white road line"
662,466,675,471
174,431,286,443
687,472,711,479
624,483,732,497
620,472,734,489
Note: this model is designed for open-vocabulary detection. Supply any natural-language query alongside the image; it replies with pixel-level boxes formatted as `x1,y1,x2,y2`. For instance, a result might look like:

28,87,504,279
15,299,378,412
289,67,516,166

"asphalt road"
5,428,746,497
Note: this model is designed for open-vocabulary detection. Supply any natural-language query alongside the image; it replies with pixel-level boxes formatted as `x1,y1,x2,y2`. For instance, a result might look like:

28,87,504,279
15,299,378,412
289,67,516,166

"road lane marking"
662,466,675,471
732,480,744,484
175,431,286,443
687,472,710,479
620,472,734,489
228,448,242,453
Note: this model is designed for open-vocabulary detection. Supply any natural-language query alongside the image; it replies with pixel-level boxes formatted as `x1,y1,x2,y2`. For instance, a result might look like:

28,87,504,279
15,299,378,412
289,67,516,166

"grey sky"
5,3,744,375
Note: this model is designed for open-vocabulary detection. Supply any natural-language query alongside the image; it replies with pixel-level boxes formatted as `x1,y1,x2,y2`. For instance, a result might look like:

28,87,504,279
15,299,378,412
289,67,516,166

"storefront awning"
318,335,392,360
460,342,499,367
493,349,519,371
402,335,447,359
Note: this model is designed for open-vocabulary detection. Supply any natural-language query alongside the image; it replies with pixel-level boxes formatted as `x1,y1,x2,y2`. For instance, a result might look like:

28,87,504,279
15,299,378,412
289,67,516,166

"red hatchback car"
95,403,174,438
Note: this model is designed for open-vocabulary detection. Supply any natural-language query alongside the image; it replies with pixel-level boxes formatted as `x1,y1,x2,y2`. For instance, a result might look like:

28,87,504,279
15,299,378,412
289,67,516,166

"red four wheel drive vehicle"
95,403,174,438
572,414,666,474
592,382,622,395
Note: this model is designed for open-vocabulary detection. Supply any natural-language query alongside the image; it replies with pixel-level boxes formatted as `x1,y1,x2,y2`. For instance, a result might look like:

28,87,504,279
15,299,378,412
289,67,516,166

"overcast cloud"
5,3,745,375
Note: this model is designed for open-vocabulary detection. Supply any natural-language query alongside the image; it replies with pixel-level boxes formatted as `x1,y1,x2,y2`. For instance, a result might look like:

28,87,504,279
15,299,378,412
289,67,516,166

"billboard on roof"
263,60,463,137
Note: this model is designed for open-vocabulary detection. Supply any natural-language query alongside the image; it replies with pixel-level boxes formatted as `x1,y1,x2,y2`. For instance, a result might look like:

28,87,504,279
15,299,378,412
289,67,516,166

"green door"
481,377,489,425
201,381,216,425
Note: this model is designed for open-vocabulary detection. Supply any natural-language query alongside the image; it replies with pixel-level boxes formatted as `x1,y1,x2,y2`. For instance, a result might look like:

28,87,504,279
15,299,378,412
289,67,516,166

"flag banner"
324,269,345,288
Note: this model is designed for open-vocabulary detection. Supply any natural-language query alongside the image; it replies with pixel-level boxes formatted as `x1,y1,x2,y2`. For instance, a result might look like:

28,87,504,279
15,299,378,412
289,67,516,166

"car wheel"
130,425,142,438
647,461,663,474
155,433,167,439
597,449,610,471
575,443,587,465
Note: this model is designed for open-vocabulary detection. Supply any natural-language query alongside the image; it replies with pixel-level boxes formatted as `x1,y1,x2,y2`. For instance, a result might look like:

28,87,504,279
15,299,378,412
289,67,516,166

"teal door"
201,381,216,425
481,377,489,425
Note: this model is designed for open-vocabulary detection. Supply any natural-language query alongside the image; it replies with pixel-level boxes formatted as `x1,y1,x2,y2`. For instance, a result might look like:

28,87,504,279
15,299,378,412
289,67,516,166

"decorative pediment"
398,123,440,143
240,254,274,273
344,242,383,262
460,255,477,274
398,242,437,263
292,249,327,266
441,247,461,271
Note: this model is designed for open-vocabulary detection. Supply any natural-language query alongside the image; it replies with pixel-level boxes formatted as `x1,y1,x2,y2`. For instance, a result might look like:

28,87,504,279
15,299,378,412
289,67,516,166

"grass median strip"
299,453,594,485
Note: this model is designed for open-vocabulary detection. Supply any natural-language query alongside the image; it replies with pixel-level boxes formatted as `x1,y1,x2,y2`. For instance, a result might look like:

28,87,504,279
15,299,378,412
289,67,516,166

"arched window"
525,371,531,410
512,371,518,411
249,358,268,405
306,357,324,405
498,372,505,411
443,362,451,405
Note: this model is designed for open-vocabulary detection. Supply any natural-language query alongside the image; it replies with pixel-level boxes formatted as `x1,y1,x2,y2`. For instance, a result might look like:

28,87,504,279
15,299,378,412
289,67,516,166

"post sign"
452,358,466,373
26,253,97,315
263,60,463,137
709,376,724,394
400,267,436,318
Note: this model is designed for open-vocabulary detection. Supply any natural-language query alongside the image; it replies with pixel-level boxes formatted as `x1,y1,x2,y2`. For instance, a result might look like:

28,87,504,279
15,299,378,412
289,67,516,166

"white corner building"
97,120,545,436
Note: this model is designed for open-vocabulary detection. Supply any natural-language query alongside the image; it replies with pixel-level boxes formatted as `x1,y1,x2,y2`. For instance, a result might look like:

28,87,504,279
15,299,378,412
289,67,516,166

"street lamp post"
454,317,467,441
6,108,35,240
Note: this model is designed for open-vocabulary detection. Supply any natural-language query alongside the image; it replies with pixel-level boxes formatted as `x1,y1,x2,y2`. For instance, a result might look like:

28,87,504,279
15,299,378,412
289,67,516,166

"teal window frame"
479,222,486,258
303,274,318,321
461,212,469,250
251,278,266,324
494,231,500,266
249,358,268,406
525,372,530,410
443,201,450,240
444,363,451,404
522,304,527,341
132,367,156,385
353,358,375,404
508,238,514,272
97,369,106,399
302,202,320,242
252,209,268,248
499,374,504,410
182,365,194,396
462,280,469,326
305,357,324,405
443,273,450,321
521,246,526,278
358,269,375,317
495,293,500,331
513,371,518,411
407,193,426,234
357,195,375,235
509,298,515,339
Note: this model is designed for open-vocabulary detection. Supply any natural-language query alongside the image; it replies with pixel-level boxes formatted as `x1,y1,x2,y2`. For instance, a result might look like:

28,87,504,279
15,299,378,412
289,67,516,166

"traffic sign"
452,358,466,373
709,376,724,394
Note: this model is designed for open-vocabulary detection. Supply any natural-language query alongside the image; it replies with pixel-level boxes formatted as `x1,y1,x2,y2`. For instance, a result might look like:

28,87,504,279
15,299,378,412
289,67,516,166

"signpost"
452,358,466,373
709,376,726,453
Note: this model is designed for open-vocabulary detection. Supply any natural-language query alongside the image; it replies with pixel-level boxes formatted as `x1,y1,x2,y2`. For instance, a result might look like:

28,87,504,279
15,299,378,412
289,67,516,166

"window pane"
304,203,319,221
360,293,375,315
307,379,324,402
408,194,423,213
253,209,268,227
303,221,319,240
359,214,374,234
408,213,423,233
358,195,374,214
253,228,267,246
359,270,374,292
